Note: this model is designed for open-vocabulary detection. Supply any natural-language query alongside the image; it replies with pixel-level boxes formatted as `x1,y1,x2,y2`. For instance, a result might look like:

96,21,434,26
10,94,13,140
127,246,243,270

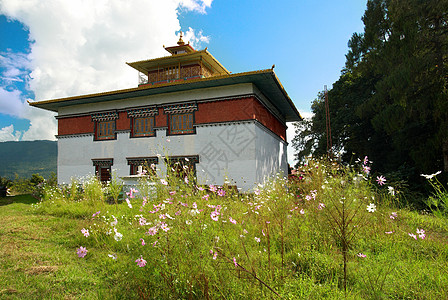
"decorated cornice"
127,106,158,118
164,155,200,165
92,158,114,167
127,157,159,166
91,111,118,122
163,102,197,114
56,133,93,139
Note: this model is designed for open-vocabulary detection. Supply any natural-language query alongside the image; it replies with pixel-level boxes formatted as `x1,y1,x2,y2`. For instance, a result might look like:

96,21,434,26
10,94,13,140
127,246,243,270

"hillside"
0,140,57,179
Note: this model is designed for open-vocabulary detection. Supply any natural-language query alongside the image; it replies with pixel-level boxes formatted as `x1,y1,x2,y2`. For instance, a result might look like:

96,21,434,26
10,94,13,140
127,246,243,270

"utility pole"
325,85,332,156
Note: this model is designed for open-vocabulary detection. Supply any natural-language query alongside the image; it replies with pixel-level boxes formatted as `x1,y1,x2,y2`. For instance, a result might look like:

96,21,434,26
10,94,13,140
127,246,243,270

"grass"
1,159,448,299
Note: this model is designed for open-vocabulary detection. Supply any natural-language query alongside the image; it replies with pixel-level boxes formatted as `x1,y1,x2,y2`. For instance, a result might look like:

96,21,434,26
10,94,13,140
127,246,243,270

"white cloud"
179,0,213,14
0,0,212,141
0,125,22,142
0,87,27,117
184,27,210,49
0,51,31,84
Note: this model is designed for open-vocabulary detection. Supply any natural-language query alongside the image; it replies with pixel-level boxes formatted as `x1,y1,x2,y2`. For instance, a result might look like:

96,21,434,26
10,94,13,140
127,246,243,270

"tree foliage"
294,0,448,186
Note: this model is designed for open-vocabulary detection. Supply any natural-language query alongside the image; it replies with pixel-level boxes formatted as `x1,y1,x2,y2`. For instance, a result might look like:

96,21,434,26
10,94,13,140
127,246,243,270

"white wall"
255,123,288,186
58,121,262,191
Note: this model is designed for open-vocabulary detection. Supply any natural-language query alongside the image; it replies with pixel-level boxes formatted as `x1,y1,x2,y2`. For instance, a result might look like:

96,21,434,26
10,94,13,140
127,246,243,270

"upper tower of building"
126,32,230,86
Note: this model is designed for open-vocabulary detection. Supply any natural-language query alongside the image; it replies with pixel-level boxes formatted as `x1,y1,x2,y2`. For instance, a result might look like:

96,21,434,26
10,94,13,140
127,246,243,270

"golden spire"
177,31,185,45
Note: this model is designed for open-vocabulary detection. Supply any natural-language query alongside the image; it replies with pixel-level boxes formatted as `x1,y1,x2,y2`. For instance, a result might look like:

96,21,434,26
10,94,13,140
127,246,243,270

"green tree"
293,0,448,188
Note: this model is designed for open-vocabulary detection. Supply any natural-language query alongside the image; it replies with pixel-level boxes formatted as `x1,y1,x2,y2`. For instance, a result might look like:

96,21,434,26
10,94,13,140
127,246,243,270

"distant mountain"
0,140,57,179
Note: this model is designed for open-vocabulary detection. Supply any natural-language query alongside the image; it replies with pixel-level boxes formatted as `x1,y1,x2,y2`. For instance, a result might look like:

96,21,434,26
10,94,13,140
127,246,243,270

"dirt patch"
0,288,18,295
26,265,59,275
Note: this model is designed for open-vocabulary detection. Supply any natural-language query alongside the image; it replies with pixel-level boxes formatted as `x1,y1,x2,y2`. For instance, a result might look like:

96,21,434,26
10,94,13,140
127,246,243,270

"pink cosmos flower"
357,253,366,258
417,228,426,239
77,246,88,258
81,228,90,237
363,156,369,165
147,226,158,236
217,189,226,197
390,212,398,219
160,222,170,232
196,186,205,191
255,237,261,243
317,203,325,210
175,210,181,216
127,188,138,199
139,216,146,226
169,191,176,195
210,211,219,221
135,256,147,267
229,217,237,224
192,202,198,209
152,241,158,247
385,231,394,234
362,165,371,175
202,194,209,200
376,175,386,186
254,189,261,195
299,209,305,215
233,257,238,267
160,179,168,186
213,252,218,260
91,211,100,219
140,238,146,246
209,185,217,192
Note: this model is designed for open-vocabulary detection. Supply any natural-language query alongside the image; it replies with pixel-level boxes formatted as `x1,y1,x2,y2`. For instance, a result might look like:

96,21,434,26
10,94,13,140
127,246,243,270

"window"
170,113,194,135
127,157,158,175
163,103,197,135
96,120,116,140
92,159,113,182
132,117,155,137
165,155,199,179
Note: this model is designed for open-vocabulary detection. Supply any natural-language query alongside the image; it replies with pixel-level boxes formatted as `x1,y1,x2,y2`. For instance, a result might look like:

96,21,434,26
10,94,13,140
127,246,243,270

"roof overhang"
29,69,302,122
126,50,230,76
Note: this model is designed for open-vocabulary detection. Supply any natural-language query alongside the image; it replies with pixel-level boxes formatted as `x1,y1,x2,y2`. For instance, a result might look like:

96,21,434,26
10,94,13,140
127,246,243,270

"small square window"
132,117,155,137
169,113,194,135
96,120,115,140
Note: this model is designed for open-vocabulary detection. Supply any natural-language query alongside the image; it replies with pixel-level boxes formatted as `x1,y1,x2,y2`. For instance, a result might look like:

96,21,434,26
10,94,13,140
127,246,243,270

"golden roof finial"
177,31,185,45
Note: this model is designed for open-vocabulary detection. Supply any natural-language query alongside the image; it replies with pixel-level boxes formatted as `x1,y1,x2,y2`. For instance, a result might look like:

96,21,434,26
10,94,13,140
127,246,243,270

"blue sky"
0,0,367,164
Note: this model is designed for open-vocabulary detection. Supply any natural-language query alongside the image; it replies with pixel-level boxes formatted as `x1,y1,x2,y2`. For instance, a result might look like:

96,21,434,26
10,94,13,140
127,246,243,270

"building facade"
30,35,301,191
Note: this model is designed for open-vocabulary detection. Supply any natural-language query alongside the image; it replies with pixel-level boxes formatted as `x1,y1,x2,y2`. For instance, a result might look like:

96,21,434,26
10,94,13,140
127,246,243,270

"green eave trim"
29,70,302,122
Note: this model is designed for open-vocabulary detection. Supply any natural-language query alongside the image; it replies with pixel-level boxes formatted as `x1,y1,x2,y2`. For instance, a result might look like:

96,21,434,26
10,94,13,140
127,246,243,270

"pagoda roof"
29,69,302,122
126,49,230,76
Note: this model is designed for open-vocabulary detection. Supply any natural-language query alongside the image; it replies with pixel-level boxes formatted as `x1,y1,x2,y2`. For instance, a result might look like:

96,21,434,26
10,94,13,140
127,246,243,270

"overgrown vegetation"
2,158,447,299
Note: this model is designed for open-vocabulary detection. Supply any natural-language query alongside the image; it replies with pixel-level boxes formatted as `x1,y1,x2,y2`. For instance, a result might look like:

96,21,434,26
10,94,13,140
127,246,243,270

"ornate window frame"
163,102,197,136
92,111,118,141
127,107,158,138
92,158,114,182
127,156,159,175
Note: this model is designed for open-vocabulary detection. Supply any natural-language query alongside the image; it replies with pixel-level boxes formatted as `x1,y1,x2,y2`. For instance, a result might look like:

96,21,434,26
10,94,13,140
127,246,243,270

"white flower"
388,186,395,196
186,220,193,225
366,203,376,213
421,171,441,180
114,232,123,241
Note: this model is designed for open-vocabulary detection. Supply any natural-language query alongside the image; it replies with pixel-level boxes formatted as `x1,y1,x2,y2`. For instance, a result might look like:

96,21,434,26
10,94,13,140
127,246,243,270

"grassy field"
1,159,448,299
